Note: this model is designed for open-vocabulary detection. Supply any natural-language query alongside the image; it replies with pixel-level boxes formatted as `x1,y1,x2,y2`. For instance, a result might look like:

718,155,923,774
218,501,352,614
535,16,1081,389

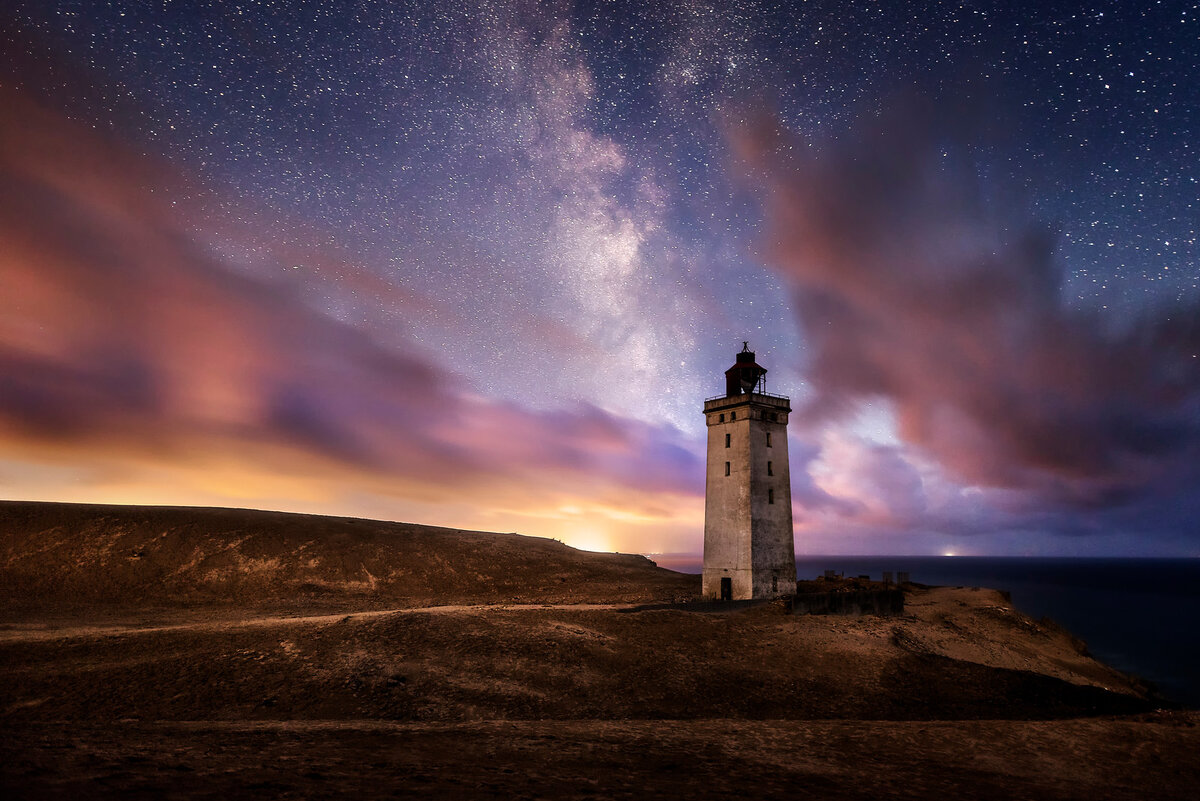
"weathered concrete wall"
790,589,905,617
702,406,750,599
702,393,794,600
749,407,794,598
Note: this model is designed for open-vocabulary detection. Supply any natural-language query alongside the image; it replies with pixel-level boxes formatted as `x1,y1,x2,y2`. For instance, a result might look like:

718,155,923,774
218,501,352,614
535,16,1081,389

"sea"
652,555,1200,707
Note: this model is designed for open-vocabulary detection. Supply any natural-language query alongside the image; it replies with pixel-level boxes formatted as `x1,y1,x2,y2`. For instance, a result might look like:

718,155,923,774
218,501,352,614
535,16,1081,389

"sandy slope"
0,588,1154,722
0,585,1132,699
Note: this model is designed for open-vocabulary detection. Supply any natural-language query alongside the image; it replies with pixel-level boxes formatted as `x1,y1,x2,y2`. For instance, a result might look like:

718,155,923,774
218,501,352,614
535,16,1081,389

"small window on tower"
725,433,731,448
766,432,772,447
719,413,725,422
730,411,736,420
724,461,730,476
770,413,778,422
767,461,773,476
768,488,775,504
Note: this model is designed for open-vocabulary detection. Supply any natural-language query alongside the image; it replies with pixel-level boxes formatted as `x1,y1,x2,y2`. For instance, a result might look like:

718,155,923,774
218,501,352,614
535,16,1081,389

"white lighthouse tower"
702,343,795,600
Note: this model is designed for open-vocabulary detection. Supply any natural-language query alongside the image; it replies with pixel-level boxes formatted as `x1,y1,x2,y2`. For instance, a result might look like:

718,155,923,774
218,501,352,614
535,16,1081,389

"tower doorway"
720,577,732,601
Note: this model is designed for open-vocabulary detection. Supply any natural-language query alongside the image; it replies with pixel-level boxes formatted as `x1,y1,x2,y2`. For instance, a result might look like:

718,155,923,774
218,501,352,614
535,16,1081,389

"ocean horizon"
650,554,1200,708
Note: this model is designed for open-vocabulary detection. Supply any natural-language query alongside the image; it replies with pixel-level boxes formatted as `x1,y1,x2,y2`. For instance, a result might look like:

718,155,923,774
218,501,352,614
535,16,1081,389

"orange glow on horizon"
0,437,705,557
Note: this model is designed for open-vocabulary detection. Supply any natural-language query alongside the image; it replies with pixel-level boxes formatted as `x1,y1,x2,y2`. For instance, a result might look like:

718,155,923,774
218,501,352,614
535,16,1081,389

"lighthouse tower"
702,343,795,600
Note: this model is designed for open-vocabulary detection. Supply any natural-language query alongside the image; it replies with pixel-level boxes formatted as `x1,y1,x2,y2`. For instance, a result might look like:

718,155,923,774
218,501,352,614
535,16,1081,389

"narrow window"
766,432,772,447
719,413,725,422
772,576,778,593
770,413,777,422
768,488,775,504
725,433,730,448
724,461,730,476
767,461,773,476
730,411,736,420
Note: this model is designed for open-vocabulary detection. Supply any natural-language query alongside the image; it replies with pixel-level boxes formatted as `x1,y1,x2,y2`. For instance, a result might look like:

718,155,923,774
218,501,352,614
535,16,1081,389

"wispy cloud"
0,85,702,551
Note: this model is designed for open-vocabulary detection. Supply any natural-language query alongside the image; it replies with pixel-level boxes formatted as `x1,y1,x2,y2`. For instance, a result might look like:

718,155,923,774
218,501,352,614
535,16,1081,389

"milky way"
1,1,1197,555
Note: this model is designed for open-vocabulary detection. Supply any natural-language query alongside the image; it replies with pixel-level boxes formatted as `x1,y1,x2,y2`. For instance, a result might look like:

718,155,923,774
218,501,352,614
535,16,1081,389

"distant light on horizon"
565,529,616,554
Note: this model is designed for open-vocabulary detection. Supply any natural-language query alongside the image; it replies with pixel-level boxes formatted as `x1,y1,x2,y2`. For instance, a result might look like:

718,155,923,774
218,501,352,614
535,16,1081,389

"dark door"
720,577,732,601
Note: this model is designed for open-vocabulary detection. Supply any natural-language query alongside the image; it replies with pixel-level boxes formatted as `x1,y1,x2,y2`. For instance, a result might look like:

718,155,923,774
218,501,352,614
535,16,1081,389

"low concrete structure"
702,344,796,600
790,589,905,617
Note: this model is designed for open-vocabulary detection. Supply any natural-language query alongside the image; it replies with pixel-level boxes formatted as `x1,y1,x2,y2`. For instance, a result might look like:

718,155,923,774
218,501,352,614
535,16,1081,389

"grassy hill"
0,501,696,612
0,501,1158,722
3,501,1197,799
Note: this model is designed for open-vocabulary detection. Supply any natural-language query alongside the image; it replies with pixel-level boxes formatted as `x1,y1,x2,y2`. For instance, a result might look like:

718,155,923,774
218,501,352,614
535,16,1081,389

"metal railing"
703,390,790,404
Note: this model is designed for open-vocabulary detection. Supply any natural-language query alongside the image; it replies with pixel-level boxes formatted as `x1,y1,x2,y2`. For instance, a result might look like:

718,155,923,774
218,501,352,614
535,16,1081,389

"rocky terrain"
1,501,1197,799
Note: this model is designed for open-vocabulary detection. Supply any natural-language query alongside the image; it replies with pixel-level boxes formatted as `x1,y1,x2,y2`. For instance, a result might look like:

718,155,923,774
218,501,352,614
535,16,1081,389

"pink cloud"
734,98,1200,509
0,86,702,545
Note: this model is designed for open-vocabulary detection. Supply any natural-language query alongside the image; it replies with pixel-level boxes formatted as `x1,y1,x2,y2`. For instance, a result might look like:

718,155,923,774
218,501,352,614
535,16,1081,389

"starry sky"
1,1,1198,557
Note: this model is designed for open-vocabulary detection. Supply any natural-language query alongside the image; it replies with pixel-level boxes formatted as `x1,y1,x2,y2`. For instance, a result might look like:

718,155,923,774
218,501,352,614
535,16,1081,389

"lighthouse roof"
728,341,765,373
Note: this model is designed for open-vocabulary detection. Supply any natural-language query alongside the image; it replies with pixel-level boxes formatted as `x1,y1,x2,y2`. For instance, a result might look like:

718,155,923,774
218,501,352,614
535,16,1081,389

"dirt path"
0,603,627,643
